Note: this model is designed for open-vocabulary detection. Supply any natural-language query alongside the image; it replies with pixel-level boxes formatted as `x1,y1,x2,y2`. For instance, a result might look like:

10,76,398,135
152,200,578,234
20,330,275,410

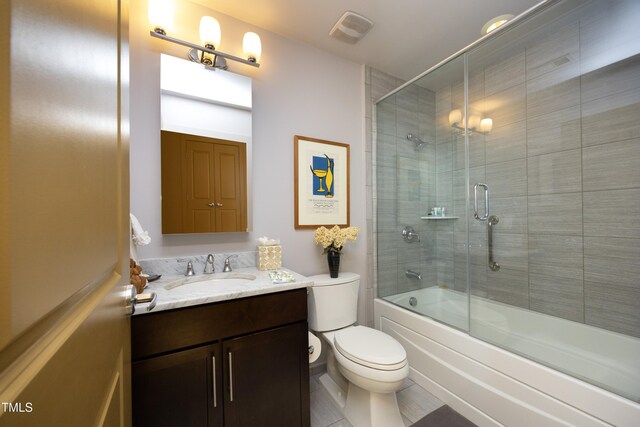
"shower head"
407,133,427,150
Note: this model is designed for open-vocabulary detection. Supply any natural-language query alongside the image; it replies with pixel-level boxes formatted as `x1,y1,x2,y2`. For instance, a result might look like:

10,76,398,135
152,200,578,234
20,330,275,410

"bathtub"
375,287,640,427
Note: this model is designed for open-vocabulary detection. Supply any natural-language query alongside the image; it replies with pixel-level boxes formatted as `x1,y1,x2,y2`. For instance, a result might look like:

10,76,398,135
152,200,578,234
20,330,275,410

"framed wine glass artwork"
294,135,350,229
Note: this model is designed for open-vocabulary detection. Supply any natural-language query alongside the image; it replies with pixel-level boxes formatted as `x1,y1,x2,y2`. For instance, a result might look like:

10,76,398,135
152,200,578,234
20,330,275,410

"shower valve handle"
402,226,420,243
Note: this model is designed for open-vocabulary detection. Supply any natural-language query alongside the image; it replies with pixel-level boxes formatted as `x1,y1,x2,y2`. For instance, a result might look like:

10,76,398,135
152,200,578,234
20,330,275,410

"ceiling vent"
329,11,374,44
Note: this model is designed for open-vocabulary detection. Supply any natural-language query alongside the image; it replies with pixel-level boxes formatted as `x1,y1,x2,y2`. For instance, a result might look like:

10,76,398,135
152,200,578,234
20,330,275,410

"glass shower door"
466,0,640,402
376,55,470,332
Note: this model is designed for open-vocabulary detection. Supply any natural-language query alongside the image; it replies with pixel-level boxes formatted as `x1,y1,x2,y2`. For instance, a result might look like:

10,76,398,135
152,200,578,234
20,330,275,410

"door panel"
184,140,216,233
0,0,130,424
7,0,120,343
214,143,247,232
3,274,127,426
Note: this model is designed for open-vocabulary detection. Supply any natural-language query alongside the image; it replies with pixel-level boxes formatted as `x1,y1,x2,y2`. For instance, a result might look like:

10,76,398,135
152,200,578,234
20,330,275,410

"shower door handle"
488,215,500,271
474,183,489,221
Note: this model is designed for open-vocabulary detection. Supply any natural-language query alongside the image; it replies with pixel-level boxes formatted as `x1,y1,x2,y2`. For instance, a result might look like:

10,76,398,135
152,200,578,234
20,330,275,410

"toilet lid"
334,326,407,371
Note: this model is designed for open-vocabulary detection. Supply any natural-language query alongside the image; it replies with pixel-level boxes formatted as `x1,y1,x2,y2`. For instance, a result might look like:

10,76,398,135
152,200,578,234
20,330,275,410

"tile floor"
310,372,444,427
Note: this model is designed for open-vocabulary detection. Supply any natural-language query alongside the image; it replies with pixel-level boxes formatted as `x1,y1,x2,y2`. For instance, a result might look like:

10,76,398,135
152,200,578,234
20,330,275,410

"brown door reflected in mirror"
161,131,247,233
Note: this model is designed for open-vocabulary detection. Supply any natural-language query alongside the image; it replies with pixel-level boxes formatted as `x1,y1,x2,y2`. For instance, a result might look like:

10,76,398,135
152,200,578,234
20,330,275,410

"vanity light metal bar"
450,123,490,136
150,31,260,68
449,109,492,136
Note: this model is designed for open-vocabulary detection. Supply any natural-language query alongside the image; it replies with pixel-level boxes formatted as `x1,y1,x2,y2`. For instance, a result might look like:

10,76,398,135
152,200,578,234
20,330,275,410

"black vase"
327,251,340,278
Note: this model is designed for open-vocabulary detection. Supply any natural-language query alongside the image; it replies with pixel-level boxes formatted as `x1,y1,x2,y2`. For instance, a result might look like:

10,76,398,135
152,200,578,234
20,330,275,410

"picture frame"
294,135,350,229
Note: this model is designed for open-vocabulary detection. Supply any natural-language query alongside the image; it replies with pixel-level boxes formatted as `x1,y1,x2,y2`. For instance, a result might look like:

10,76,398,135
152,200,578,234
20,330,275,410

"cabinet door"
223,322,310,427
132,343,223,427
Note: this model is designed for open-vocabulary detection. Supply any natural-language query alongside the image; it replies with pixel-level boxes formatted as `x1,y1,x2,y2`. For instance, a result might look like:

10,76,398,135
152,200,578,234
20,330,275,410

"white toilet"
307,273,409,427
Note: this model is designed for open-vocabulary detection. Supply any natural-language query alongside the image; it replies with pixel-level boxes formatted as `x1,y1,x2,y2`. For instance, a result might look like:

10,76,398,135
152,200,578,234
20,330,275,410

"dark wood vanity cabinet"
131,288,310,427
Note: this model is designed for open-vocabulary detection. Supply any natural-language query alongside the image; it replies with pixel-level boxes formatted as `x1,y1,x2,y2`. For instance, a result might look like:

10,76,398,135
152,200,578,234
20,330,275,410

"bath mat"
412,405,477,427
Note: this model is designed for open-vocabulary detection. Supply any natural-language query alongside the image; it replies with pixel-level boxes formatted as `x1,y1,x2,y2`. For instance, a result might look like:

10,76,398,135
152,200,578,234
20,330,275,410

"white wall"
129,1,367,309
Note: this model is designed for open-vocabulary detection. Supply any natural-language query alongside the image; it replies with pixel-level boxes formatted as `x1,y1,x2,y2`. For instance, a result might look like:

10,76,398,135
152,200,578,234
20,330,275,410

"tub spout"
405,270,422,280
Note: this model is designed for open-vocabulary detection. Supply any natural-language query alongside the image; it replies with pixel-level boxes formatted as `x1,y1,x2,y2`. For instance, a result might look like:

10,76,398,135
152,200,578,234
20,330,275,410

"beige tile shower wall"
429,9,640,336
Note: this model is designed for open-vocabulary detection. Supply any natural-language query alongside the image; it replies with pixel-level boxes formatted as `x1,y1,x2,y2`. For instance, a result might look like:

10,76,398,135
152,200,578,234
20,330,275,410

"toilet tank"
307,272,360,332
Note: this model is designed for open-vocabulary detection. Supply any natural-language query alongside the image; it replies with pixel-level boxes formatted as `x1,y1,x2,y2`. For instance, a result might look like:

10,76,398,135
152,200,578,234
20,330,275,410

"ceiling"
192,0,543,81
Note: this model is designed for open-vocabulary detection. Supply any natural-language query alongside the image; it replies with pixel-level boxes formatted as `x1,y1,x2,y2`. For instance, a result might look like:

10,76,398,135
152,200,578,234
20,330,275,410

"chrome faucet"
185,261,195,276
223,255,238,272
204,254,215,274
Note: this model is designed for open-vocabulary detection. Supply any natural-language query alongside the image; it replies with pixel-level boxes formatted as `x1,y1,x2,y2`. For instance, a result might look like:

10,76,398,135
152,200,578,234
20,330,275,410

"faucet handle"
185,261,195,276
223,255,238,272
204,254,215,274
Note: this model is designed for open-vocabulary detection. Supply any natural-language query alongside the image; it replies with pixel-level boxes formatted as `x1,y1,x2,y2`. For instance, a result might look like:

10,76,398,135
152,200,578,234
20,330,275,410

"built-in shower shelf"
420,216,459,220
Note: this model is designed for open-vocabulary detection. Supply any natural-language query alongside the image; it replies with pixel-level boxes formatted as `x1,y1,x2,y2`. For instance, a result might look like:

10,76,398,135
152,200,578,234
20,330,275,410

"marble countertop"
134,267,312,315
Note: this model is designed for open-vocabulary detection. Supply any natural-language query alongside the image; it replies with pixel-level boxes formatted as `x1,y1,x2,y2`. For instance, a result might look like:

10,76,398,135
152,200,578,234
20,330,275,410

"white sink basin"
164,273,256,291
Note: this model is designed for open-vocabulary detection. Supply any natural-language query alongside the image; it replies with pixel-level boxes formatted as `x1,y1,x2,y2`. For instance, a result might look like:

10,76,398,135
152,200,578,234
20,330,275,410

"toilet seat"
334,326,407,371
331,338,409,392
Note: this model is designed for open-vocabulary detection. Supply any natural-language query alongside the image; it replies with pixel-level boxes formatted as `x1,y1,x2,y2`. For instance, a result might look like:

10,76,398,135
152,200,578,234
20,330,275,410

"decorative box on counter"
257,245,282,271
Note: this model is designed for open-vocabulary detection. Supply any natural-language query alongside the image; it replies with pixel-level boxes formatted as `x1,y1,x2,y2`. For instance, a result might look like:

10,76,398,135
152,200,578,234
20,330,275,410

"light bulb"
448,109,462,126
486,19,508,33
148,0,174,35
480,118,493,133
481,14,515,36
200,16,221,49
243,32,262,63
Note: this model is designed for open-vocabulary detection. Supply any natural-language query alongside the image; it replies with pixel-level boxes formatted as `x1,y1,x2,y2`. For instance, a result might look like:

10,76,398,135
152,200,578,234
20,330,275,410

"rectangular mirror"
160,54,252,233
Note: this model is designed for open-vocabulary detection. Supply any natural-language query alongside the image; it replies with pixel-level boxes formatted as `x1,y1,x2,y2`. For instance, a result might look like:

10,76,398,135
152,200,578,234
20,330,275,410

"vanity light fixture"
148,0,261,69
448,109,493,135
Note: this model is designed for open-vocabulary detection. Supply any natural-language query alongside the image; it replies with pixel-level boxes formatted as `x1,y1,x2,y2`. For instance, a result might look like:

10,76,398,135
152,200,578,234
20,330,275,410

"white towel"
130,213,151,246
